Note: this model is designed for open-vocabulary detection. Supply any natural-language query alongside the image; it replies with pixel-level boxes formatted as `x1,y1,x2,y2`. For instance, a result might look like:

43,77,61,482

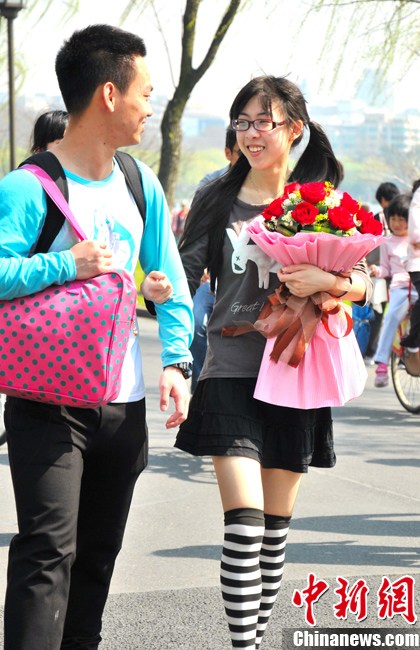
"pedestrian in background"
190,268,214,392
171,199,190,242
400,179,420,373
175,75,371,649
29,108,69,153
370,193,416,387
196,125,241,190
364,181,399,364
0,24,193,650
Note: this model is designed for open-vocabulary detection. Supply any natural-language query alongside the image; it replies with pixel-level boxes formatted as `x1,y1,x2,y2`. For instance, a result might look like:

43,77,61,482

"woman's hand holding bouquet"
228,181,383,409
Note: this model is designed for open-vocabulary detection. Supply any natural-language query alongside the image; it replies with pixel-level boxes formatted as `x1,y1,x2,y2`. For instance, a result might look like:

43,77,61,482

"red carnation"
300,182,327,205
328,206,356,231
358,208,383,235
282,182,301,199
340,191,360,215
262,196,284,220
292,201,318,225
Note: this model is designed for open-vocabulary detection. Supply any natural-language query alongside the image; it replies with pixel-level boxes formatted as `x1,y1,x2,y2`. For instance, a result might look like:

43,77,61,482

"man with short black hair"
0,24,193,650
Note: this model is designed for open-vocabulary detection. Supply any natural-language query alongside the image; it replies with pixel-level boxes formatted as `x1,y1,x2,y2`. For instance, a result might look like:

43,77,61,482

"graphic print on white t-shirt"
93,210,135,270
50,162,145,403
226,224,280,289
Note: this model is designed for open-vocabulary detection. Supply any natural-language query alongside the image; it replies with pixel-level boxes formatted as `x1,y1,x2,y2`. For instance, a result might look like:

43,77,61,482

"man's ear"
103,82,117,112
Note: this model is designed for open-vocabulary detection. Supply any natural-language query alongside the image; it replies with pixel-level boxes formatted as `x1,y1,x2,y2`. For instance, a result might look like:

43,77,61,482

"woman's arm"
278,259,372,304
179,234,210,299
138,162,193,366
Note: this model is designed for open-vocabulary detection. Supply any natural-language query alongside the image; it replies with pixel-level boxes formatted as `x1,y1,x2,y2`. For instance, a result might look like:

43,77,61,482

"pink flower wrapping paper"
247,216,383,272
245,216,384,409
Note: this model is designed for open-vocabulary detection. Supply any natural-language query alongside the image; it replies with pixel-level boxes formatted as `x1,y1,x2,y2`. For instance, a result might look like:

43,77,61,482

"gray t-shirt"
201,199,280,378
181,198,372,380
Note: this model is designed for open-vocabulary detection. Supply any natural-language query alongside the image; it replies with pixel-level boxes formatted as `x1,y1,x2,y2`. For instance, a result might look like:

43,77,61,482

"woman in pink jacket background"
370,193,418,386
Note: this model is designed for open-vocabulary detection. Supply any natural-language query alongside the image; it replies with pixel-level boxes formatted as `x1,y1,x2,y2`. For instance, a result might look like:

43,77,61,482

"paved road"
1,316,419,649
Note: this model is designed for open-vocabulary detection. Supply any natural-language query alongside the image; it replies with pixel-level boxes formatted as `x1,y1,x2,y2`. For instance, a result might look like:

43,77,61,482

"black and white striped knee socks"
221,508,265,649
255,514,291,649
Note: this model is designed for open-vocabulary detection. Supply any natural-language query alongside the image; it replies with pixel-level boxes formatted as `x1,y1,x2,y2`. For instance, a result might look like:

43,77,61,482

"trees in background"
305,0,419,92
0,0,79,84
120,0,419,206
121,0,244,208
1,0,418,201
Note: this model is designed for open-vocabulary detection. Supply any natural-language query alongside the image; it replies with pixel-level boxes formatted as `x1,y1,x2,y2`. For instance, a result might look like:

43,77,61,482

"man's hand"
71,241,113,279
159,366,190,429
141,271,173,304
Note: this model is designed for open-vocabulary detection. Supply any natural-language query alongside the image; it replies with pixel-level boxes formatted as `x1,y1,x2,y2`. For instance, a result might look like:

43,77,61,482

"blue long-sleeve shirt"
0,157,193,378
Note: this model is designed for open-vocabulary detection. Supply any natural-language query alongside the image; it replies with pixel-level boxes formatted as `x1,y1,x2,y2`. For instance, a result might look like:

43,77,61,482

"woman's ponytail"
289,120,343,187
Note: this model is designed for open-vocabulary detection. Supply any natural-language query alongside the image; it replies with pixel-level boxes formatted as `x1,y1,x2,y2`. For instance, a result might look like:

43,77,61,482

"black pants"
4,398,148,650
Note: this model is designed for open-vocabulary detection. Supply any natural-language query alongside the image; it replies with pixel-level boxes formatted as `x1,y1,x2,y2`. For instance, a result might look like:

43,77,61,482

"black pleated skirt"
174,377,336,473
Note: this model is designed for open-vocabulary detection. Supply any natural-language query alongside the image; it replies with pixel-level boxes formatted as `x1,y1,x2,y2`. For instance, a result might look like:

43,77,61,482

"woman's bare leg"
212,456,264,511
261,468,302,517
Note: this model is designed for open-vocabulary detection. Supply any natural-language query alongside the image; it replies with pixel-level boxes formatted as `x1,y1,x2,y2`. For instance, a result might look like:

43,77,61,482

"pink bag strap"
22,163,88,241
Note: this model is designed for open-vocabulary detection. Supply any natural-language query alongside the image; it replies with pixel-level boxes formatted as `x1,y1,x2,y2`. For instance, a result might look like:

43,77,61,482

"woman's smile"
247,144,265,156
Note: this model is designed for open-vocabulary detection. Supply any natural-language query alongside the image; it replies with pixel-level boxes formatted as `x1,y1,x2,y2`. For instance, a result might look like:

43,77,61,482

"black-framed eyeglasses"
231,118,287,132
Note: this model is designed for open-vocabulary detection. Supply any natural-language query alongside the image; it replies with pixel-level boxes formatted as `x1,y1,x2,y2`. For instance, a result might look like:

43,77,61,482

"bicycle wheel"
391,351,420,413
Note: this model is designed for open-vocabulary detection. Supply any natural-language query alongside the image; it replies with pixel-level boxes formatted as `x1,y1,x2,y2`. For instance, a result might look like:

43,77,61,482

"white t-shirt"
49,163,145,402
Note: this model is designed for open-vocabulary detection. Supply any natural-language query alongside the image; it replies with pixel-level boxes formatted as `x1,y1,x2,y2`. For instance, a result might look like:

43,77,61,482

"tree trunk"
157,0,243,208
158,95,187,210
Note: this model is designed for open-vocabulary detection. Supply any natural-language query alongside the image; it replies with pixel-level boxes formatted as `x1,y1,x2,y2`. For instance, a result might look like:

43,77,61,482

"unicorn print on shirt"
226,226,280,289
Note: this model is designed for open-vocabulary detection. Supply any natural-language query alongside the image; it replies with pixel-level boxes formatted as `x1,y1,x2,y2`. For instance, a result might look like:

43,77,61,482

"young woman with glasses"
175,76,372,649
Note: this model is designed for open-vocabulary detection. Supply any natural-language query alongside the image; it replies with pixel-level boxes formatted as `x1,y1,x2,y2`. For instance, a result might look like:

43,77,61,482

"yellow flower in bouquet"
262,181,383,237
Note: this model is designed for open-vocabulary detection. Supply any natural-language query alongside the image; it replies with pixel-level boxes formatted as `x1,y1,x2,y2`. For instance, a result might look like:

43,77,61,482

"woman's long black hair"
179,76,343,291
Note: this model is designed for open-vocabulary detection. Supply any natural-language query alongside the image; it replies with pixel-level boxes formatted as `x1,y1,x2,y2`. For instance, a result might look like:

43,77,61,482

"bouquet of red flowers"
261,180,382,238
243,181,383,409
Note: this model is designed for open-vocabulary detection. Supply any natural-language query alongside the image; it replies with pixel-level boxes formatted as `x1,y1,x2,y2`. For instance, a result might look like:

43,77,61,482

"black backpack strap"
114,150,156,316
114,150,146,224
19,151,68,254
21,149,155,314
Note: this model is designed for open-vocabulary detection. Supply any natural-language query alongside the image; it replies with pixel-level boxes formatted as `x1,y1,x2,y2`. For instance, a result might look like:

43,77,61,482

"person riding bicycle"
400,181,420,375
370,194,418,387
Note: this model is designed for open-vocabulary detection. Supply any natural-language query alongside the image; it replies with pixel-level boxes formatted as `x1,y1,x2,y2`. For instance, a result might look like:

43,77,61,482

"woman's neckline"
235,196,269,209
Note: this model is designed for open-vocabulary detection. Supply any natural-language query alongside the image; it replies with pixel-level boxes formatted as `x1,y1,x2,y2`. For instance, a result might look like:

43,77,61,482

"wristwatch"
164,362,193,379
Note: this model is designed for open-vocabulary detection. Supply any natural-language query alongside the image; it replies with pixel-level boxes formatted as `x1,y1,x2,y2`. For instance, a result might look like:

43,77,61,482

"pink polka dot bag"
0,165,138,408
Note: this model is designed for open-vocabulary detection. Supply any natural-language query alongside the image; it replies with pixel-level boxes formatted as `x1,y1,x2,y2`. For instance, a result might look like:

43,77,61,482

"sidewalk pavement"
1,317,419,649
